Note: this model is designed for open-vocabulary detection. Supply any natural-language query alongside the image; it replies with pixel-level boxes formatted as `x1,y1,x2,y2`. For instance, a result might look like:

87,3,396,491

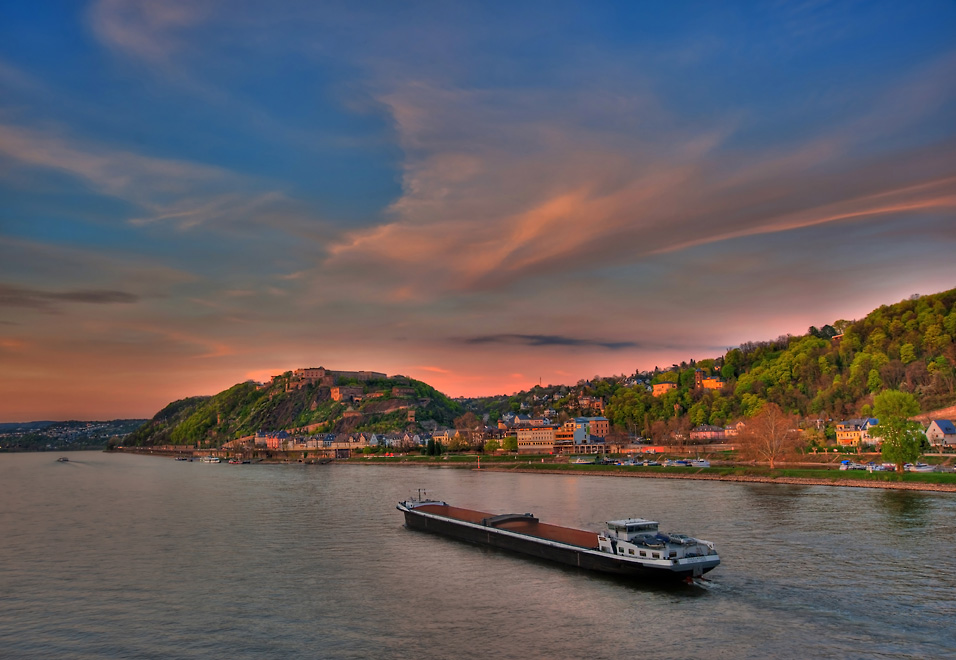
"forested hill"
602,287,956,434
125,373,461,447
461,288,956,437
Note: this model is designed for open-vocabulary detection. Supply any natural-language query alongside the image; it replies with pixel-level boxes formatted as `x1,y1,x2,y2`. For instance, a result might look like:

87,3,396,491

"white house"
925,420,956,447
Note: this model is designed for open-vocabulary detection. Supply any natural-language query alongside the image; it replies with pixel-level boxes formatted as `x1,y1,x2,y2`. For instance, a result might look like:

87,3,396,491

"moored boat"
200,456,221,463
56,457,69,462
397,498,719,581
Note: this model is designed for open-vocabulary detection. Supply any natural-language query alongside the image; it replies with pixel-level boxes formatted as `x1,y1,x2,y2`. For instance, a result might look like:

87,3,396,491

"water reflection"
877,490,930,528
740,484,808,521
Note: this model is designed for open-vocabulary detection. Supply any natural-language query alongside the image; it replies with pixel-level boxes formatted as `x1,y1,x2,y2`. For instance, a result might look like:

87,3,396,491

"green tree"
899,343,917,364
872,389,922,473
502,436,518,452
484,439,500,453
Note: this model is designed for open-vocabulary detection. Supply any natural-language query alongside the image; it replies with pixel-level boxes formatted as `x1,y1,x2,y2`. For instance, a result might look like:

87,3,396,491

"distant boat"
689,458,711,468
174,457,189,461
906,462,936,472
56,457,69,462
200,456,221,463
570,457,594,464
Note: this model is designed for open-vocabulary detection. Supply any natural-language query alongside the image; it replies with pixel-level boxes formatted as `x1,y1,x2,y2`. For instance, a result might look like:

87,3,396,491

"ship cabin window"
669,551,677,558
628,549,635,555
652,552,660,559
640,551,647,557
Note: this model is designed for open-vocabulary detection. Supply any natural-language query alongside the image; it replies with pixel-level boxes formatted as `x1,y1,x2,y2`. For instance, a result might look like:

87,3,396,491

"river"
1,452,954,659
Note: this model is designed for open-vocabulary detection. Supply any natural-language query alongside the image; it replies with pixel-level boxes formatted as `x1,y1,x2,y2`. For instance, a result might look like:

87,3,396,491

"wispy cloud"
323,53,956,302
88,0,210,64
460,334,637,351
0,283,139,311
0,122,308,232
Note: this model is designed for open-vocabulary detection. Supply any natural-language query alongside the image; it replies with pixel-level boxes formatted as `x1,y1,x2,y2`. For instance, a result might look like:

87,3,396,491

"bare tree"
738,403,802,469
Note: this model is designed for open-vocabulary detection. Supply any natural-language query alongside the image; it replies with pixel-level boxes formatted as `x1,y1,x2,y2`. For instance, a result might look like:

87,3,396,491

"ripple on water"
1,454,955,659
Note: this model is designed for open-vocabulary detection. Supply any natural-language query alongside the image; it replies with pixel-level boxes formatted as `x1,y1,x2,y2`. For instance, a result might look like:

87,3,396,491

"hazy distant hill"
0,420,147,451
125,373,461,447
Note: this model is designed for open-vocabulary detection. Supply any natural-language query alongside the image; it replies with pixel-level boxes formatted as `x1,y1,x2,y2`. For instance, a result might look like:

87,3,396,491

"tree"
872,389,922,473
737,403,802,469
483,439,500,453
501,436,518,452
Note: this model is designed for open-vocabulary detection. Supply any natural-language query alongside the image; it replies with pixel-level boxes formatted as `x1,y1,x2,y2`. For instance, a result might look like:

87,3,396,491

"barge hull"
401,506,716,581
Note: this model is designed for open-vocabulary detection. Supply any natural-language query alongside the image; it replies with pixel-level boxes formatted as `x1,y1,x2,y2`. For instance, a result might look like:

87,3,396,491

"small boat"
174,457,189,461
570,457,594,464
228,458,242,464
688,458,711,468
642,460,661,467
200,456,221,463
398,498,719,581
839,460,865,471
906,462,936,472
56,457,69,462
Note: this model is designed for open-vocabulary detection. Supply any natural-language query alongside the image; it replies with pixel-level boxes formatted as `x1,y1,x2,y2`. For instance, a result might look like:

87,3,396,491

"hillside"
130,288,956,447
125,373,461,447
469,288,956,438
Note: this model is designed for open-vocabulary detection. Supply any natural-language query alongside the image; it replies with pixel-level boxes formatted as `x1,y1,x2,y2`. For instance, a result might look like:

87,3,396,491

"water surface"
1,453,954,658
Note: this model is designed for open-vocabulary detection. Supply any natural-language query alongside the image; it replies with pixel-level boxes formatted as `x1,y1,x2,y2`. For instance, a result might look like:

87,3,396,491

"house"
690,425,725,442
264,430,290,450
835,419,878,446
723,421,746,437
925,420,956,447
513,414,532,427
694,370,725,391
652,382,677,397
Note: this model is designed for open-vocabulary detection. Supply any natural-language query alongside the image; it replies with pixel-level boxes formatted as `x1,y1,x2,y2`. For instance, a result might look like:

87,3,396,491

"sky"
2,1,956,421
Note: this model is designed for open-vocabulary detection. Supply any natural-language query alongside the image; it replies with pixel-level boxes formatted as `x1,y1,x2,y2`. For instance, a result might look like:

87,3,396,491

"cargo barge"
397,498,719,581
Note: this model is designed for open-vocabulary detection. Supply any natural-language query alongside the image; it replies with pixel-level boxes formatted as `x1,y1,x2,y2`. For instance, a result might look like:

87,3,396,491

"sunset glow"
2,2,955,420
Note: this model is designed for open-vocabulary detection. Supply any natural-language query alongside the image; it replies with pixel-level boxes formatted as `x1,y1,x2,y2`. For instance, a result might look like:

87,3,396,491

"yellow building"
652,382,677,397
516,425,558,454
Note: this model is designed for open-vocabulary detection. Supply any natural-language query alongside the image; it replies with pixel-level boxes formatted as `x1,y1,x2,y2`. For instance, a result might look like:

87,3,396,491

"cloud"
0,283,139,311
460,334,638,351
88,0,211,63
418,365,452,374
0,122,314,233
322,55,956,304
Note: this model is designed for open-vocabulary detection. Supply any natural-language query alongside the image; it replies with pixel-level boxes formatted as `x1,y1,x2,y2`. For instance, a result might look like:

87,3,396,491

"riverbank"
343,456,956,492
114,447,956,492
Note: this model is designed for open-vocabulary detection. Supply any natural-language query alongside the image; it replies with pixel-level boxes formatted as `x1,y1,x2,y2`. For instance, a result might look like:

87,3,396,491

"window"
640,551,646,557
628,549,635,555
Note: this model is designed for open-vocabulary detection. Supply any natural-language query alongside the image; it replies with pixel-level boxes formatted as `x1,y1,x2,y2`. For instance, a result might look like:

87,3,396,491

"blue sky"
2,1,955,420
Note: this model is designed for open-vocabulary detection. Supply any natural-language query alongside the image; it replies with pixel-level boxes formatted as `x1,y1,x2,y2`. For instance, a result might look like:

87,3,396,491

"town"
128,363,956,469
